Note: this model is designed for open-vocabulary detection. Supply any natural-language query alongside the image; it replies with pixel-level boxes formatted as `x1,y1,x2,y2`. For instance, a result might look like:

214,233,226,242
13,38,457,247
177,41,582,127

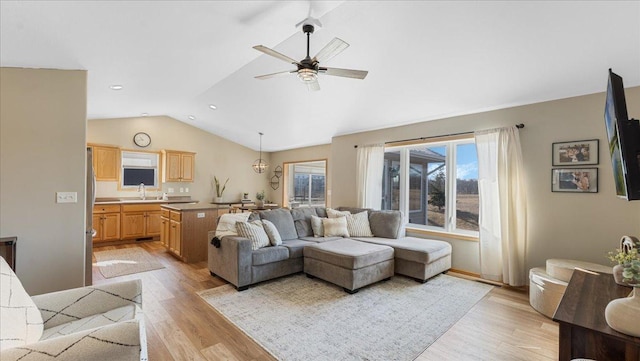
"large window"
382,137,479,236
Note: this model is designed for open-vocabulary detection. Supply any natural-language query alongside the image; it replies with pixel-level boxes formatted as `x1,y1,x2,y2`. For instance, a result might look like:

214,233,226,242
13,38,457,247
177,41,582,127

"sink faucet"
138,183,146,200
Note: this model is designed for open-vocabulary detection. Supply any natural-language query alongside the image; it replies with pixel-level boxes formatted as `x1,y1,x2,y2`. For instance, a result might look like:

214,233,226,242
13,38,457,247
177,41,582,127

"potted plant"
213,176,229,203
255,190,265,207
607,236,640,286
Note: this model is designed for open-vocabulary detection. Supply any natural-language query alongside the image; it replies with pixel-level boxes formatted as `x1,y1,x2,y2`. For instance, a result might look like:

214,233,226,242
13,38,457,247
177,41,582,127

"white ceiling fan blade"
306,79,320,91
320,67,368,79
253,45,300,65
255,70,296,80
313,38,349,64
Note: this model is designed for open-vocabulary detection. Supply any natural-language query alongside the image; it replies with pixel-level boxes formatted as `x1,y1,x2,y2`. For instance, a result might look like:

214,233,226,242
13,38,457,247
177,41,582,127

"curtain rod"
354,123,524,148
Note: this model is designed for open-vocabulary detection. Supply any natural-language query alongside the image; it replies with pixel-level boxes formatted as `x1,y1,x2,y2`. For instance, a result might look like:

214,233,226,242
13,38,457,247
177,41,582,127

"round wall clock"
133,132,151,147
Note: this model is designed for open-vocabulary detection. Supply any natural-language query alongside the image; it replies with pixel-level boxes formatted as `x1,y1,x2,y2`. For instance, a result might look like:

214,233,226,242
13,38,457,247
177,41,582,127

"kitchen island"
160,203,229,263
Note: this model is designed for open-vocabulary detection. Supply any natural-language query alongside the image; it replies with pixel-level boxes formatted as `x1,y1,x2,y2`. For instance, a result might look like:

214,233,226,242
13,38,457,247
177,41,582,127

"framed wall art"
552,139,599,166
551,168,598,193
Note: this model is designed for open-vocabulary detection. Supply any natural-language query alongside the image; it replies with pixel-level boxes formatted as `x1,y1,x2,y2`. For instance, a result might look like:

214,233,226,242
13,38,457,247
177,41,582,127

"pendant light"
252,132,268,173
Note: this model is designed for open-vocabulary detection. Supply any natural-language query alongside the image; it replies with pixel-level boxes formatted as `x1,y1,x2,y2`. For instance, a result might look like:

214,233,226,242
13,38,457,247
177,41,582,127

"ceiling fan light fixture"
297,68,317,83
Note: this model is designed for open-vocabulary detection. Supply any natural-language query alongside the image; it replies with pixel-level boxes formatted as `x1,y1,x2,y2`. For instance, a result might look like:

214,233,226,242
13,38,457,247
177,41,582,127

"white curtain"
356,144,385,209
475,126,527,286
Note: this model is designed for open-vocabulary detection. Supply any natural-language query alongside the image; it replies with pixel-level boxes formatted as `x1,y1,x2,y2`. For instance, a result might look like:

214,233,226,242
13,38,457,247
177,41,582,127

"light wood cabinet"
160,206,222,263
92,204,121,243
162,150,195,182
121,204,162,240
91,145,120,181
160,210,171,248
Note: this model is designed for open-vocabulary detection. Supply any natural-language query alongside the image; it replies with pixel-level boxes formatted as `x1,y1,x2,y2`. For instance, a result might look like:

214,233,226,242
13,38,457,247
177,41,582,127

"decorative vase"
213,196,223,203
255,200,264,208
605,287,640,337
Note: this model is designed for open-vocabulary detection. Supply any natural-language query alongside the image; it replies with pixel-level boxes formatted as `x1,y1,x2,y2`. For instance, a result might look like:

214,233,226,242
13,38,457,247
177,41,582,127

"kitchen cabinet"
121,204,162,240
162,150,195,182
160,209,171,248
160,204,226,263
92,204,121,243
90,145,120,181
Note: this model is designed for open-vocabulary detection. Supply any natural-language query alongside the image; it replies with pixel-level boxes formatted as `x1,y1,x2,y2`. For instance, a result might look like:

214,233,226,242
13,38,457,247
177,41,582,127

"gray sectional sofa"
208,207,452,292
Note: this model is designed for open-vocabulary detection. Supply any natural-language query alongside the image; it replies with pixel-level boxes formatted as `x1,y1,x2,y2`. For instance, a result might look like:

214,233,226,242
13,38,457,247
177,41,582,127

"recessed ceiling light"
188,115,196,120
141,113,148,116
209,104,217,110
109,85,123,90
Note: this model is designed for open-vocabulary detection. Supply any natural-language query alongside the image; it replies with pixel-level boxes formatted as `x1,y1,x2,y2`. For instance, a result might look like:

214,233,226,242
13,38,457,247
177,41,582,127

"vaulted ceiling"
2,1,639,151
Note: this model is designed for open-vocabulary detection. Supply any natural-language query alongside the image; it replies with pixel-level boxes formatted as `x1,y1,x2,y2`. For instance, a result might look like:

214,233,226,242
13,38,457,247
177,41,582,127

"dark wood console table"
553,269,640,361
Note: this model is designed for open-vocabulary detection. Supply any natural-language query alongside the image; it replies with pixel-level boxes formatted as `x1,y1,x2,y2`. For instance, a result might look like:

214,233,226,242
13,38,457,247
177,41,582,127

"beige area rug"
198,273,493,361
94,247,164,278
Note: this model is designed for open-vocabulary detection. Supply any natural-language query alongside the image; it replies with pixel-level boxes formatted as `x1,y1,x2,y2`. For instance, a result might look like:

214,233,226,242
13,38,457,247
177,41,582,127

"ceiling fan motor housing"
302,24,315,34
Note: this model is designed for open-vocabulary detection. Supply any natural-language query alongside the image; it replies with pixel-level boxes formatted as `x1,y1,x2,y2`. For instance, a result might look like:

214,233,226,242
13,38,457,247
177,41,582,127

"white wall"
88,116,270,203
331,88,640,274
0,67,87,295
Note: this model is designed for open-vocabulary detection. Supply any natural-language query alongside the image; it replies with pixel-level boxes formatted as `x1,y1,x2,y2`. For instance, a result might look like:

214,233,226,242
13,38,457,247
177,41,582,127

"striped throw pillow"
262,219,282,246
236,220,270,250
346,211,374,237
311,215,324,237
322,216,349,237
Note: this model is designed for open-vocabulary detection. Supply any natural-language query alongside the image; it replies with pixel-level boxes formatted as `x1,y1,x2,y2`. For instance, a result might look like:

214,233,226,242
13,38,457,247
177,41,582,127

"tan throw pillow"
236,220,270,250
346,211,374,237
262,219,282,246
326,208,351,219
322,217,350,237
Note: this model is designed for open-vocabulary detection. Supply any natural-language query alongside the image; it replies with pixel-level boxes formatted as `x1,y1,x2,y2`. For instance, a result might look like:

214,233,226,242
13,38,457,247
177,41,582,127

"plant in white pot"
255,190,265,208
213,176,229,203
607,236,640,286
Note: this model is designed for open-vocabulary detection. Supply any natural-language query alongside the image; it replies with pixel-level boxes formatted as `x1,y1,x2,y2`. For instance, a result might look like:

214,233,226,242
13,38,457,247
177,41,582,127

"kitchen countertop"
161,203,229,211
95,197,196,205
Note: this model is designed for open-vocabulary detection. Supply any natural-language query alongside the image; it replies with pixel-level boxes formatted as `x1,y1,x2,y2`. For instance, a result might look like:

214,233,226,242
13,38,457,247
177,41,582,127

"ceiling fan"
253,24,368,91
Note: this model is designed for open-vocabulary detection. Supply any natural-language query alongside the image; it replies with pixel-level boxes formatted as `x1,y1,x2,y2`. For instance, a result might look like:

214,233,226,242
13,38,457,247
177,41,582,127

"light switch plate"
56,192,77,203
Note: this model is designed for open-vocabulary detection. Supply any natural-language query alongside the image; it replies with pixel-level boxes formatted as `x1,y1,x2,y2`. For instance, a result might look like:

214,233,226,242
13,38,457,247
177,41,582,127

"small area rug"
94,247,164,278
198,273,492,361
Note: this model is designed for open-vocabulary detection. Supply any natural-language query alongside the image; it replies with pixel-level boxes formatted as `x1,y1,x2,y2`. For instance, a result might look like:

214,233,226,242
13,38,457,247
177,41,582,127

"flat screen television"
604,69,640,200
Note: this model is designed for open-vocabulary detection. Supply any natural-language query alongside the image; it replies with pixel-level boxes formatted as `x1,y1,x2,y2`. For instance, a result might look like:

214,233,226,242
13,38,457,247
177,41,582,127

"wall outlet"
168,188,174,193
185,187,189,193
179,187,184,193
56,192,77,203
197,212,205,218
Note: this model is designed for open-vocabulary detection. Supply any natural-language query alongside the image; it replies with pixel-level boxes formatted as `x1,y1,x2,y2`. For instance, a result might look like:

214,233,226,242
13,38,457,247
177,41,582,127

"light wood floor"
92,241,558,361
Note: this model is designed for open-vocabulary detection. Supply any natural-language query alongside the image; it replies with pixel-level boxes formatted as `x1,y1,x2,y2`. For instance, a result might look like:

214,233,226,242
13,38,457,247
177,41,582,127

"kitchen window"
120,151,160,189
382,136,479,237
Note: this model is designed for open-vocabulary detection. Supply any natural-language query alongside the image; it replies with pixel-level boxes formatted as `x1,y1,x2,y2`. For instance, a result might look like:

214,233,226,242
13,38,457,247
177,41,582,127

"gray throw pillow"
369,210,403,239
291,207,318,237
259,208,298,241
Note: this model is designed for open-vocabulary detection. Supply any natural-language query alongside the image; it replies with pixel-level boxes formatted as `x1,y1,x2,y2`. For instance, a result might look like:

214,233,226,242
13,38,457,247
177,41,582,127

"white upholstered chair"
0,256,147,360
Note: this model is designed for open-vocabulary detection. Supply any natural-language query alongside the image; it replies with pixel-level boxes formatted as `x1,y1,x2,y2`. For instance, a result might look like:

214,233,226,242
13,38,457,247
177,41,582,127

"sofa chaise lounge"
208,207,452,292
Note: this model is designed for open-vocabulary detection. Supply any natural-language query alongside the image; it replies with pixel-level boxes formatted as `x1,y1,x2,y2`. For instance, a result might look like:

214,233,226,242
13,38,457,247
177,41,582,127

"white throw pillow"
215,212,251,238
262,219,282,246
0,257,44,350
310,215,325,237
346,211,374,237
236,220,270,250
326,208,351,219
322,217,350,237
